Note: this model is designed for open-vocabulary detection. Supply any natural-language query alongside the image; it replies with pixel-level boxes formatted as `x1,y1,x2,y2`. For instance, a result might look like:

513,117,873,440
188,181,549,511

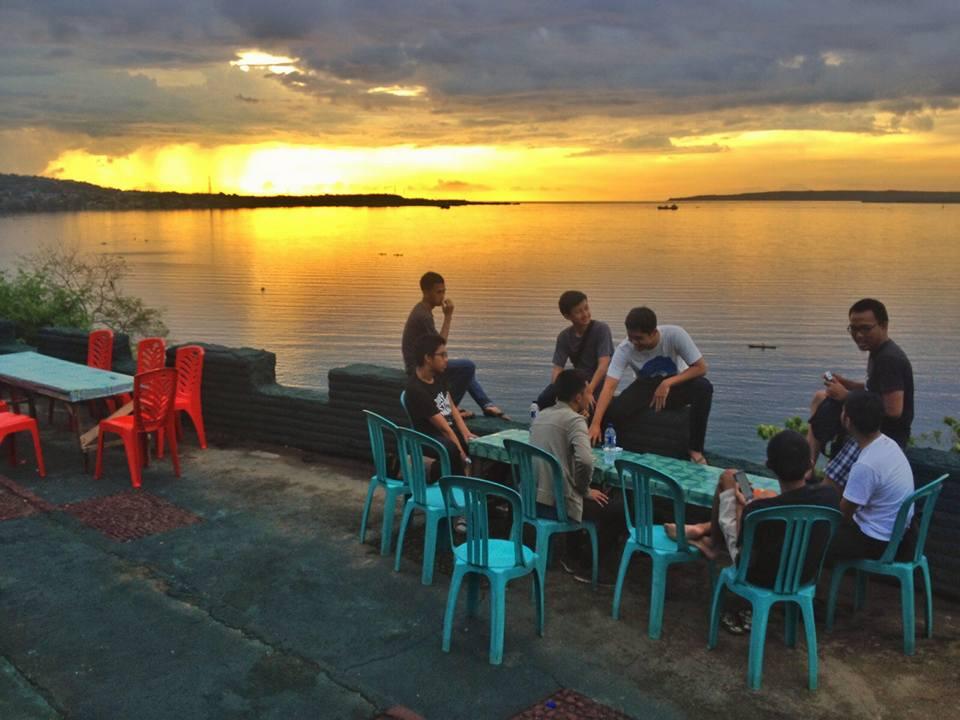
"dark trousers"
825,518,915,567
536,488,626,569
606,376,713,453
426,427,467,481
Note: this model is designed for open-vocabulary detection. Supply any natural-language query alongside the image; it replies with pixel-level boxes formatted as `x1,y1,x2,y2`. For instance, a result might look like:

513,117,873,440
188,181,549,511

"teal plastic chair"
359,411,410,555
393,427,466,585
439,475,544,665
399,390,413,426
503,438,598,595
612,458,714,639
708,505,841,690
826,474,947,655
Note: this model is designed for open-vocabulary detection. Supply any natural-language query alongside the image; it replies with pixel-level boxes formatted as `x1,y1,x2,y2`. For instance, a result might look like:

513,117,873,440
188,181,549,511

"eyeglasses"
431,351,449,358
847,324,877,335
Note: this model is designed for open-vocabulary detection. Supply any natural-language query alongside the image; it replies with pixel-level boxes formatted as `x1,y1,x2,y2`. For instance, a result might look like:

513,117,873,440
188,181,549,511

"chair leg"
188,405,207,449
533,567,545,636
921,560,934,639
785,602,798,648
854,570,867,610
358,478,378,544
379,487,402,556
899,570,916,655
393,502,415,572
826,565,847,631
122,433,143,489
442,566,467,653
707,579,725,650
533,527,549,603
166,418,181,477
612,543,635,621
747,599,772,690
5,433,14,467
489,576,507,665
421,511,440,585
466,574,480,617
94,428,106,479
800,598,819,690
586,524,599,589
648,559,668,640
27,423,46,478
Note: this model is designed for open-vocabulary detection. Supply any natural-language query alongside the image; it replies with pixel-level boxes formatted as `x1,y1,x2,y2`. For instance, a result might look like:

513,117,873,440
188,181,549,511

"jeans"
607,376,713,452
444,358,493,410
536,489,625,569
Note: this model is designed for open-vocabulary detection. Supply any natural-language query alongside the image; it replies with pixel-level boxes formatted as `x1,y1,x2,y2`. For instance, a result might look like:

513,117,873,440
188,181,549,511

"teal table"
468,428,779,507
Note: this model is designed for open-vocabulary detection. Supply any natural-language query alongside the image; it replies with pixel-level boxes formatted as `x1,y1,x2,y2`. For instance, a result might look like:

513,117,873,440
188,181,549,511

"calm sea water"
1,202,958,458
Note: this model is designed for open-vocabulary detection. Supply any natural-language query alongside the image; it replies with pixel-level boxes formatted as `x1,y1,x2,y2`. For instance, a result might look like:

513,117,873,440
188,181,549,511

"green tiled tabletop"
468,428,779,507
0,351,133,403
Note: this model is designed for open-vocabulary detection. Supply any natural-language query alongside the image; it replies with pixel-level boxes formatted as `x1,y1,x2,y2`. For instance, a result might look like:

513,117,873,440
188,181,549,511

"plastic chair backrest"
396,427,452,506
133,368,177,433
363,410,401,484
87,329,114,370
399,391,413,426
137,337,167,374
174,345,204,398
440,475,524,569
737,505,841,594
879,474,947,564
503,438,568,523
616,458,690,552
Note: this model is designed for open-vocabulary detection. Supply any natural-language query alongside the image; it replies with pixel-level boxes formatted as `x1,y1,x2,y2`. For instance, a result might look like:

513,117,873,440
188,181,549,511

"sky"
1,1,959,200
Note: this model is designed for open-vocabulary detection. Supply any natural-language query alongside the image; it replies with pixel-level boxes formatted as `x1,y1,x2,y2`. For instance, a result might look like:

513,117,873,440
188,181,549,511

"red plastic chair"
94,368,180,489
50,328,117,424
159,345,206,457
117,337,167,406
0,410,46,477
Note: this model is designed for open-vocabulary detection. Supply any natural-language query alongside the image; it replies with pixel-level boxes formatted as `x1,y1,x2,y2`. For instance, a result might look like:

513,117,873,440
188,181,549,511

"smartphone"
734,470,753,500
823,370,834,383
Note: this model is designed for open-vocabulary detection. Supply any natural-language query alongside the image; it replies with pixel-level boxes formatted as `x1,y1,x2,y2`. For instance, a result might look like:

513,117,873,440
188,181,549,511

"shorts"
717,488,740,563
825,438,860,489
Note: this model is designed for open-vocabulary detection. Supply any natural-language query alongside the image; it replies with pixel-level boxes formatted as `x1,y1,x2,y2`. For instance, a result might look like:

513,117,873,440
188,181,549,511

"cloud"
431,179,491,192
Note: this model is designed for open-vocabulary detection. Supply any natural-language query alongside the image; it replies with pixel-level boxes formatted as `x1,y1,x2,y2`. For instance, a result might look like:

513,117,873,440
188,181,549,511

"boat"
657,204,679,210
747,343,778,350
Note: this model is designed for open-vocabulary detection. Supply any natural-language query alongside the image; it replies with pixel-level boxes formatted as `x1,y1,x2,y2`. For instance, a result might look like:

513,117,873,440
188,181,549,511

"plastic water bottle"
529,402,539,421
603,424,618,466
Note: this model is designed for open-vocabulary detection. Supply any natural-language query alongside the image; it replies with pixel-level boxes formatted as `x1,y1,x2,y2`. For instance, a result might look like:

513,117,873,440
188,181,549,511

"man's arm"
588,375,619,445
550,365,563,384
651,357,707,411
449,398,477,443
428,412,468,461
439,298,454,341
569,418,595,496
839,497,859,521
586,356,612,398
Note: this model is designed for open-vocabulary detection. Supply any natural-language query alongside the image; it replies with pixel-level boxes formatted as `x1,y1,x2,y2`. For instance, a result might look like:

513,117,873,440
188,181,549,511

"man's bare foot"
482,405,511,420
689,450,708,465
664,522,710,540
690,535,721,560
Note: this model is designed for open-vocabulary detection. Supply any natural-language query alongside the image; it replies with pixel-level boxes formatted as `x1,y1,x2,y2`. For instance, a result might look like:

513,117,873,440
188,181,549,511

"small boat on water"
657,204,679,210
748,343,778,350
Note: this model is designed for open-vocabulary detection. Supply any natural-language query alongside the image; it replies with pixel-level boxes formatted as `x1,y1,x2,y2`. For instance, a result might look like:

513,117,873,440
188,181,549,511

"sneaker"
720,611,746,636
573,569,615,588
453,518,467,534
559,558,578,575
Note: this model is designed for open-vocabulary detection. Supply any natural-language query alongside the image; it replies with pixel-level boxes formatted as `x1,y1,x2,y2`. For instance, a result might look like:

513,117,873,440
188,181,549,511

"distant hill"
669,190,960,203
0,174,509,214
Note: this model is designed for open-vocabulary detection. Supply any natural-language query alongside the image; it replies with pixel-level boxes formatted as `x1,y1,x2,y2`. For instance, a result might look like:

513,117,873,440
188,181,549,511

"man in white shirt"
588,306,712,464
827,390,916,565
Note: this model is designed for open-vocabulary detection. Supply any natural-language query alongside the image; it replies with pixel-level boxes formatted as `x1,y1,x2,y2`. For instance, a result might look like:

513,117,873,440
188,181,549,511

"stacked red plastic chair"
0,403,46,477
117,337,167,407
95,367,180,489
170,345,206,451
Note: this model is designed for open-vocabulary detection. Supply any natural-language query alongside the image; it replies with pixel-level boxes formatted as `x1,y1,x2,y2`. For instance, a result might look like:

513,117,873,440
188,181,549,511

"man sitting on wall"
401,271,508,419
588,306,713,464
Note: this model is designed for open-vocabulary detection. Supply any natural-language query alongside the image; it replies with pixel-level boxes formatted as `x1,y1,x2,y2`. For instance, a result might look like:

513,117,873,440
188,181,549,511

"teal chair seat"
707,504,841,690
612,459,714,640
503,438,598,600
826,474,947,655
394,427,466,585
359,411,411,556
440,475,544,665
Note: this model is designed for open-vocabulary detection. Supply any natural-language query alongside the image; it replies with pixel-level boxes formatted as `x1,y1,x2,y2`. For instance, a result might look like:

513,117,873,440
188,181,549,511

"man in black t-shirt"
807,298,914,487
404,332,476,477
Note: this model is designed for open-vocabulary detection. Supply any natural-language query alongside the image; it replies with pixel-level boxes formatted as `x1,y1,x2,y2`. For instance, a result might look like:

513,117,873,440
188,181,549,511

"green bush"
0,244,167,344
912,416,960,453
757,415,809,441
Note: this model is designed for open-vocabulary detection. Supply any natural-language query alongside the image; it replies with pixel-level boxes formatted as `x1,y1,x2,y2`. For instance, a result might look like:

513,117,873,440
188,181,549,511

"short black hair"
766,430,811,483
413,333,445,367
844,390,885,435
625,306,657,334
849,298,888,326
419,271,445,293
558,290,588,317
554,369,588,402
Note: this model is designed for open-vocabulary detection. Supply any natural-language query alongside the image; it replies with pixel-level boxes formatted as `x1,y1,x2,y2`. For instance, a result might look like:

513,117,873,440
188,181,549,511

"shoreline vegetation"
0,174,515,214
669,190,960,203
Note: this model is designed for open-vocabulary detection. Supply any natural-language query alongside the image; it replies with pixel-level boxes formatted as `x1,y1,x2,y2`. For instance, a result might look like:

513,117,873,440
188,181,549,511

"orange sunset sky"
2,3,959,201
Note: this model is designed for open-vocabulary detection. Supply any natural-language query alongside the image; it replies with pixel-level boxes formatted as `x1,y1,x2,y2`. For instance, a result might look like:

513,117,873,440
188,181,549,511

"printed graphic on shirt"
631,355,678,378
433,390,452,420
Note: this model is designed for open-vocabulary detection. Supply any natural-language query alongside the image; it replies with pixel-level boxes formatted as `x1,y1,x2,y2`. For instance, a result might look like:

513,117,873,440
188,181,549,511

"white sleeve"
843,462,875,506
672,326,702,365
606,341,630,380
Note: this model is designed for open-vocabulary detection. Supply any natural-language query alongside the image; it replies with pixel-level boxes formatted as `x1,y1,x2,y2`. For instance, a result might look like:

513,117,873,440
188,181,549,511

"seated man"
668,430,839,585
530,369,624,583
808,298,914,488
534,290,614,413
404,333,476,479
588,306,713,464
826,390,916,565
401,271,507,419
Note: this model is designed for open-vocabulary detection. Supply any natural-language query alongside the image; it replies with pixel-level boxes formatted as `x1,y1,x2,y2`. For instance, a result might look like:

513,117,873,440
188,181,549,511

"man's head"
848,298,889,352
842,390,884,437
419,271,446,307
765,430,812,484
625,306,659,350
554,369,589,411
414,333,448,373
558,291,590,327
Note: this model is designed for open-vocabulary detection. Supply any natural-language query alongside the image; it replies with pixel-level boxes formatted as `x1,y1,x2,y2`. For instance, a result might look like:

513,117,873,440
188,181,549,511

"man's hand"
587,488,609,506
650,379,672,411
824,377,848,401
463,431,478,442
442,298,455,316
585,392,597,412
588,423,602,446
734,486,749,506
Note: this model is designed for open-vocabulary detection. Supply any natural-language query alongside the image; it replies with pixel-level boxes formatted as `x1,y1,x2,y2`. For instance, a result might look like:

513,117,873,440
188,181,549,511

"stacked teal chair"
826,474,947,655
503,438,597,595
359,411,410,555
708,505,841,690
612,458,713,639
439,475,544,665
399,391,413,426
393,427,466,585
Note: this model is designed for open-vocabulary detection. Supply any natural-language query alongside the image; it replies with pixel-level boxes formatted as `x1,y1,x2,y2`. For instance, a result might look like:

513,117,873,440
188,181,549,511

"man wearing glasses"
807,298,914,488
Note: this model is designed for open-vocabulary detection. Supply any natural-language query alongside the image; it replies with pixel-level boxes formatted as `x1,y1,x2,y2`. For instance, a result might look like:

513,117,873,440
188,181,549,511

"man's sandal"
482,406,511,421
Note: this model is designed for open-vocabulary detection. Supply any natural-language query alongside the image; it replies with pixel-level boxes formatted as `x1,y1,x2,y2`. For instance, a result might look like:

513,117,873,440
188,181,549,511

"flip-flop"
458,409,476,419
483,407,511,421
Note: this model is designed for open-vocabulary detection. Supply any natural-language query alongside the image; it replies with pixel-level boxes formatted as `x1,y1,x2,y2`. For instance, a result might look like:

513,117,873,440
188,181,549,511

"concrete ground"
1,423,959,720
